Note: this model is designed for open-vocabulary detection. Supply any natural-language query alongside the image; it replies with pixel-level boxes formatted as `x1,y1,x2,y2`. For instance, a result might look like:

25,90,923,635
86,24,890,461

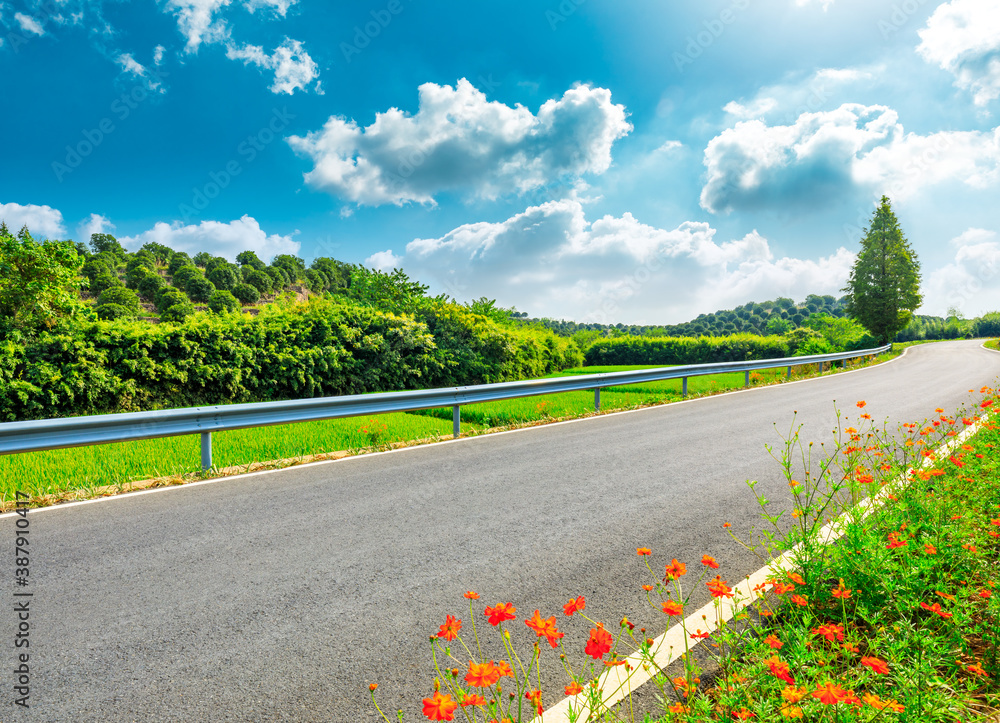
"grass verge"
0,346,911,510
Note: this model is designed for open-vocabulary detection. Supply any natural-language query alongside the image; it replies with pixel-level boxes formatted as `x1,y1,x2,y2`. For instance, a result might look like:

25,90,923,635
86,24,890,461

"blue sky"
3,0,1000,323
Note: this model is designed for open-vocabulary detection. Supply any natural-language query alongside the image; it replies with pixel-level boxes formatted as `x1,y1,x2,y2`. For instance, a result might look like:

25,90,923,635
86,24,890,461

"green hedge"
0,298,581,422
583,333,790,366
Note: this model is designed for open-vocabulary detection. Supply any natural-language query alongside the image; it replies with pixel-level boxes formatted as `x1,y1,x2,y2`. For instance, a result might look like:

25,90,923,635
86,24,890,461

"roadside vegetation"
372,390,1000,722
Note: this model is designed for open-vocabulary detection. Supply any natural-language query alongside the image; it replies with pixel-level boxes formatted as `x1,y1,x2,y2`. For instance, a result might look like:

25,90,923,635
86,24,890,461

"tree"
185,276,216,303
236,250,266,270
207,264,239,291
208,290,239,313
843,196,922,344
0,227,86,332
90,233,126,259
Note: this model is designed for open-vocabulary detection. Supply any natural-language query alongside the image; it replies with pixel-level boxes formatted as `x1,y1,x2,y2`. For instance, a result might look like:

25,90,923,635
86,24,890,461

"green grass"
0,350,896,508
985,338,999,351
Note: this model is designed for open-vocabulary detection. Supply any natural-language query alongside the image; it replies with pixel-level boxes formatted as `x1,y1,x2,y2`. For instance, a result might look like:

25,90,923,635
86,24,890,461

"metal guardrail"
0,345,891,469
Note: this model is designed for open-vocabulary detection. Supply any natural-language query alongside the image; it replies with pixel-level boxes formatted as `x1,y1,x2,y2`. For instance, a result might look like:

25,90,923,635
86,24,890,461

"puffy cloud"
226,37,319,95
118,215,299,261
723,97,778,120
244,0,295,15
386,199,853,323
0,202,66,238
918,0,1000,106
77,213,115,243
14,12,44,35
288,78,632,207
365,249,403,271
164,0,231,52
923,228,1000,316
701,103,1000,213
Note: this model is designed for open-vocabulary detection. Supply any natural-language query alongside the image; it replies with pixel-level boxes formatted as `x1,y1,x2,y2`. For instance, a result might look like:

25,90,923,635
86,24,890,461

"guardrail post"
594,388,600,411
200,432,212,471
745,370,750,388
817,362,822,376
682,377,687,397
453,406,460,439
786,365,792,380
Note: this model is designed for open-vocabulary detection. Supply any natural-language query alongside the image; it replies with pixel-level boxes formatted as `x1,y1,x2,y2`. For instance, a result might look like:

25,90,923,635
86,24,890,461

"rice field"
0,353,890,507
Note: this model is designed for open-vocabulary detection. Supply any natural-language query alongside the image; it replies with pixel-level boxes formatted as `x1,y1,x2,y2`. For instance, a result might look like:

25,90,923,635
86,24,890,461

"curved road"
3,340,998,721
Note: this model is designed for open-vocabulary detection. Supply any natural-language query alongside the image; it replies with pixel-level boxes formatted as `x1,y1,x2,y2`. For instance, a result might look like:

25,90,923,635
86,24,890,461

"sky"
2,0,1000,324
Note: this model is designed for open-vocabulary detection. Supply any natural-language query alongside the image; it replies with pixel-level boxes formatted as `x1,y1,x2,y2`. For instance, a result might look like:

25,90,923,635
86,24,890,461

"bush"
171,265,200,288
185,276,216,303
137,273,165,301
96,303,137,320
167,252,193,276
126,253,155,275
266,266,289,290
96,287,140,313
156,289,188,314
160,301,195,322
232,283,260,305
208,290,240,313
584,334,790,366
89,270,123,297
243,268,273,296
125,266,155,289
192,251,212,267
207,264,239,291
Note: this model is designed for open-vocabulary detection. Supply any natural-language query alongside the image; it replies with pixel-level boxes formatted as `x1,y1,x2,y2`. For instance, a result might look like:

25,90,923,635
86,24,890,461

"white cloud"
77,213,115,243
153,45,166,65
0,202,66,238
244,0,295,15
365,249,403,271
701,103,1000,213
118,215,299,261
923,227,1000,316
723,97,778,120
164,0,231,52
226,37,319,95
288,78,632,207
14,12,44,35
388,199,853,323
918,0,1000,106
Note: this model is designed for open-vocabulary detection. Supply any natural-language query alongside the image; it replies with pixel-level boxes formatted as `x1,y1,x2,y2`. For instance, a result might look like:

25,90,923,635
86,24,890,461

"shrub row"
0,298,581,422
583,333,791,366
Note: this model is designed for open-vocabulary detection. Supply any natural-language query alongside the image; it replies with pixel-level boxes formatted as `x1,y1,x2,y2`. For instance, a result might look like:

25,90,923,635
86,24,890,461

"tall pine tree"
843,196,922,344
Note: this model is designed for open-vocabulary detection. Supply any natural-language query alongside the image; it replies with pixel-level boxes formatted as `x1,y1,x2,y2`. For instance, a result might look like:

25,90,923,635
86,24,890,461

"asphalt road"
3,340,998,722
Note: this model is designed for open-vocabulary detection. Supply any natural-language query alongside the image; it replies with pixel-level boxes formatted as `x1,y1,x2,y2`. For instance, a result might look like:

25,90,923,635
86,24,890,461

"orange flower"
886,533,907,549
525,610,563,648
422,691,458,721
701,554,720,568
842,642,860,653
465,661,500,688
637,547,652,556
369,683,378,692
935,590,956,601
661,600,684,616
787,572,805,585
732,708,755,719
812,623,844,642
967,663,987,676
860,657,889,674
780,705,803,718
484,602,516,626
493,660,513,678
765,656,794,684
832,582,852,599
563,596,586,616
564,681,584,696
979,589,992,599
584,623,613,659
690,629,710,640
707,575,733,599
781,686,807,704
924,543,937,555
664,559,687,580
642,584,654,591
856,401,866,408
438,615,462,641
920,601,952,618
723,522,732,528
771,581,796,595
464,591,479,600
790,594,807,607
764,634,783,650
668,702,687,713
460,693,486,707
524,689,543,714
812,682,848,705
